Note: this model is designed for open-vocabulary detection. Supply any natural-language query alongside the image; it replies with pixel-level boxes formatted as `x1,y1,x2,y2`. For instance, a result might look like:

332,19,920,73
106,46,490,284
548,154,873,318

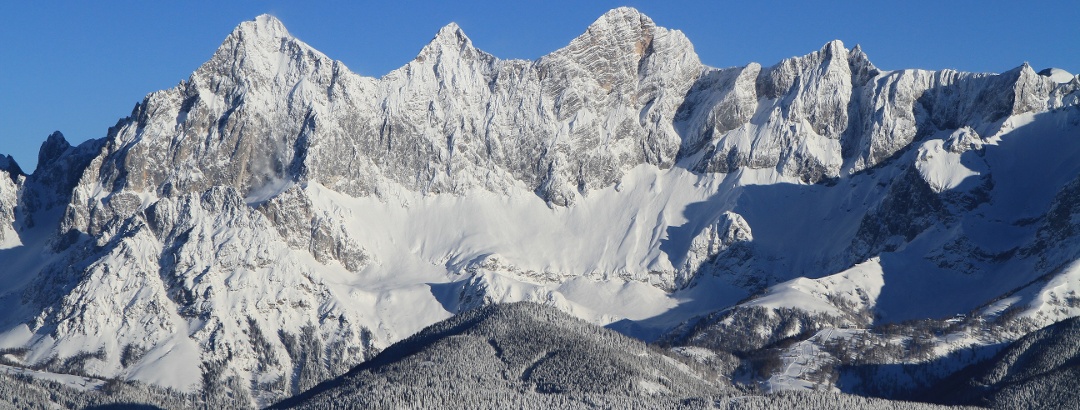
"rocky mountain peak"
418,22,475,57
810,39,864,72
821,39,846,58
0,154,24,181
849,43,867,59
845,43,879,86
36,131,70,172
572,6,659,58
234,14,292,44
195,13,328,87
595,6,654,29
543,5,699,98
806,39,880,74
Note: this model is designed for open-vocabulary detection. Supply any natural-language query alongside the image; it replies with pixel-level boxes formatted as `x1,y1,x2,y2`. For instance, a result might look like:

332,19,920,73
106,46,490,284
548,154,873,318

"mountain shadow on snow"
924,316,1080,409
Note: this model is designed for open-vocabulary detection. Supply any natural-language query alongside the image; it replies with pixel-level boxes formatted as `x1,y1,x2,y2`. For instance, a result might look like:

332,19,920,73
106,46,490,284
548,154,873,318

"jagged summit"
0,154,22,181
36,131,70,171
847,43,875,65
569,6,663,57
416,21,481,59
595,6,655,27
540,4,699,110
820,39,880,81
216,13,316,58
847,43,879,85
801,39,863,64
195,12,329,84
429,22,472,49
235,13,292,42
821,39,846,57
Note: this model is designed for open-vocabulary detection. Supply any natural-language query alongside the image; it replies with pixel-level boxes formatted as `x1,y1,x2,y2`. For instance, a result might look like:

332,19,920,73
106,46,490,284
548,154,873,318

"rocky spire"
37,131,70,171
418,22,475,57
0,154,24,181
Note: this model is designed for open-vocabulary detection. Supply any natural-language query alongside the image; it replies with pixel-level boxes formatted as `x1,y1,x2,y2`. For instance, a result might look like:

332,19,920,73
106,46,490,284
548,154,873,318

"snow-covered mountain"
1,6,1079,407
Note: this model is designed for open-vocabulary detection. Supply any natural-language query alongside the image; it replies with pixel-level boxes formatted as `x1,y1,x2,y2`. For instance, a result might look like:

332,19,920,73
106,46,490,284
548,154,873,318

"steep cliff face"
0,155,23,249
301,7,704,205
680,42,1071,185
1,7,1080,406
59,8,1072,234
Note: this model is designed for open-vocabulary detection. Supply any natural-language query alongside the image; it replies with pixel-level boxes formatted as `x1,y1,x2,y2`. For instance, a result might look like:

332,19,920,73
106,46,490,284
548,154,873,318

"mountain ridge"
0,7,1078,408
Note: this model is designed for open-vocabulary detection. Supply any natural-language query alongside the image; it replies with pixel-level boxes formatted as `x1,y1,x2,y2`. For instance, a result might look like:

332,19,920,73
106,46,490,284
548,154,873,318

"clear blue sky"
2,1,1076,173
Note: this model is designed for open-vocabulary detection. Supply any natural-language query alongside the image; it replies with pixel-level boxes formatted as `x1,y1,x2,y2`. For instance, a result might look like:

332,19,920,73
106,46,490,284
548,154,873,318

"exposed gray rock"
679,211,753,283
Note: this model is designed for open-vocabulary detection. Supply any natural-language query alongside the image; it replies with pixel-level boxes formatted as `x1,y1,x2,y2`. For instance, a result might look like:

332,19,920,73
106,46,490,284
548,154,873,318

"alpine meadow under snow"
1,6,1079,409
